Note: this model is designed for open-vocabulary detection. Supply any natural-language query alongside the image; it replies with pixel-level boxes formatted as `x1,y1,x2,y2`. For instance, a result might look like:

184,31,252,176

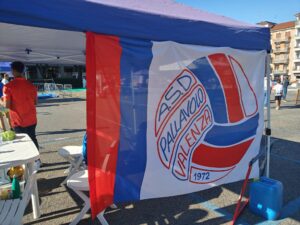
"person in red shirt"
0,61,39,149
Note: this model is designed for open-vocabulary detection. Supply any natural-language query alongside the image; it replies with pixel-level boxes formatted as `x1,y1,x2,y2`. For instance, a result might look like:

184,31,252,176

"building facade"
295,13,300,79
259,13,300,81
25,64,86,88
271,21,295,80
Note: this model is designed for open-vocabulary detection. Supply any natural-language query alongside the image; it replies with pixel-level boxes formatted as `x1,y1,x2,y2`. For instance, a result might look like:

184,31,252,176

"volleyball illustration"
155,53,259,183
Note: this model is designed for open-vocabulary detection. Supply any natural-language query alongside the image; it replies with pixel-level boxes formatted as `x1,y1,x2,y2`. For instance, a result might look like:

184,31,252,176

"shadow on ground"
37,128,86,136
38,98,86,105
67,193,213,225
23,95,300,225
25,206,81,225
222,137,300,224
24,137,300,225
280,104,300,109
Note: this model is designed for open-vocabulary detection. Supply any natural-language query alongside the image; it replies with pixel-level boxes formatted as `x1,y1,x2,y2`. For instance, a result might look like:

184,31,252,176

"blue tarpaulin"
0,0,270,51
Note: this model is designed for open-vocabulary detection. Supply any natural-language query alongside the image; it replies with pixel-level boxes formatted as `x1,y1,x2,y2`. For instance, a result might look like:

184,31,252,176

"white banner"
141,41,266,199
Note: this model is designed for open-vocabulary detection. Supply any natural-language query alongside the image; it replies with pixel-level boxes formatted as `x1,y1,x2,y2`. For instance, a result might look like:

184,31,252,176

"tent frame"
265,55,271,177
0,51,84,64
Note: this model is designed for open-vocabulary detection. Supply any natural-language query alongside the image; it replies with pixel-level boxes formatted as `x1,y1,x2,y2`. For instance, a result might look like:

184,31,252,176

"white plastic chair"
0,170,37,225
58,146,85,184
67,170,116,225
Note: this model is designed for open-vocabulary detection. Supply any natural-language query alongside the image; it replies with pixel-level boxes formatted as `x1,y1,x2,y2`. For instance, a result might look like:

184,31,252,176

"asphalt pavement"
23,90,300,225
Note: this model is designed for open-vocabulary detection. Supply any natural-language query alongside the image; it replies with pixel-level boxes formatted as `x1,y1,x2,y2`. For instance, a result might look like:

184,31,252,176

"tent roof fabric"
0,0,270,51
88,0,255,27
0,22,85,65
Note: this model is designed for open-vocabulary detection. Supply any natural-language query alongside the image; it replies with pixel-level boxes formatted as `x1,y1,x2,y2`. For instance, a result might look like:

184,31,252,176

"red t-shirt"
3,77,37,128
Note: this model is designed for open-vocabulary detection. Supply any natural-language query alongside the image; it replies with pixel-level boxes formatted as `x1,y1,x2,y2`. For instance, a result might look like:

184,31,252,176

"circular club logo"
155,53,259,184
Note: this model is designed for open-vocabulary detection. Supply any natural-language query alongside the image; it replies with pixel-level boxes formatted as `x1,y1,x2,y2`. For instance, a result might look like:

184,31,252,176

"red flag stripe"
208,54,244,123
192,139,253,168
86,32,122,218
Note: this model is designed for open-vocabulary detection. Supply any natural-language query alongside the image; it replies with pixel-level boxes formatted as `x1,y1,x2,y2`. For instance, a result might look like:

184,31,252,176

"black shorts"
275,96,282,101
14,124,39,150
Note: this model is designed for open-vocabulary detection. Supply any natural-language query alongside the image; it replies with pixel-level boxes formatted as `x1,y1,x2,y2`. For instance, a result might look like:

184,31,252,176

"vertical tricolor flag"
86,32,266,217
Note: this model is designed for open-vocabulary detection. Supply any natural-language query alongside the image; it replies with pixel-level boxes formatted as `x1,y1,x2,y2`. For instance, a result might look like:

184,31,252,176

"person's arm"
0,86,11,109
0,97,4,107
0,97,11,108
33,85,38,106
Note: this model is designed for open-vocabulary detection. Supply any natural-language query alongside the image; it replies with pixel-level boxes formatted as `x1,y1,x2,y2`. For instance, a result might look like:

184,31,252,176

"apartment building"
271,21,295,80
294,13,300,79
259,13,300,81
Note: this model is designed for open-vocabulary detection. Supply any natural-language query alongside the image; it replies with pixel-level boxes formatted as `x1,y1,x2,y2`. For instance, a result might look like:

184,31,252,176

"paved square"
23,90,300,225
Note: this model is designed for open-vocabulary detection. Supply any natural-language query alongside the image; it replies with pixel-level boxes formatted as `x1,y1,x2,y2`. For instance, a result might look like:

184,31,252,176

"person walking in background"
282,76,298,102
0,61,39,149
82,76,86,88
282,76,289,102
274,79,283,110
1,73,9,85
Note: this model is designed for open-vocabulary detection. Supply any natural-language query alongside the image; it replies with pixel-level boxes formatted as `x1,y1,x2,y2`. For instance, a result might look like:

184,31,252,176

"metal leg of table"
27,162,41,219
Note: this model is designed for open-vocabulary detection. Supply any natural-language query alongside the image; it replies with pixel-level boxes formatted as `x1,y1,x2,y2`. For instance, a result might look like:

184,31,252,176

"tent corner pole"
266,54,271,178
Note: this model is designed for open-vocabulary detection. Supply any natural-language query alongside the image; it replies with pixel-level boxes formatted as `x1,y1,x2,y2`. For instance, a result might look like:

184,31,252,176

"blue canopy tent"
0,0,270,51
0,0,272,222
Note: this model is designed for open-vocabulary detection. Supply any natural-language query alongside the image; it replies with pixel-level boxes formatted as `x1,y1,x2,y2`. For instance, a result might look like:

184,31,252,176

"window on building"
285,31,290,37
64,66,74,78
46,67,59,79
276,33,281,38
283,65,287,71
285,43,289,49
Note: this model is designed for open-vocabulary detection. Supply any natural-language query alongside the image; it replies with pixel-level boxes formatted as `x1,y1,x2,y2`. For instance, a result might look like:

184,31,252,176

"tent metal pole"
266,54,271,178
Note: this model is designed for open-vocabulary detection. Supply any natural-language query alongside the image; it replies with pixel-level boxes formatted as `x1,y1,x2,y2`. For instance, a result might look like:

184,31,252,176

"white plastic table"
0,133,41,219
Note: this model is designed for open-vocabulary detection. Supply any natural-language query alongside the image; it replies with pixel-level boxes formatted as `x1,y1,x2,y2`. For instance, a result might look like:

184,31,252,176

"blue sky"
176,0,300,24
